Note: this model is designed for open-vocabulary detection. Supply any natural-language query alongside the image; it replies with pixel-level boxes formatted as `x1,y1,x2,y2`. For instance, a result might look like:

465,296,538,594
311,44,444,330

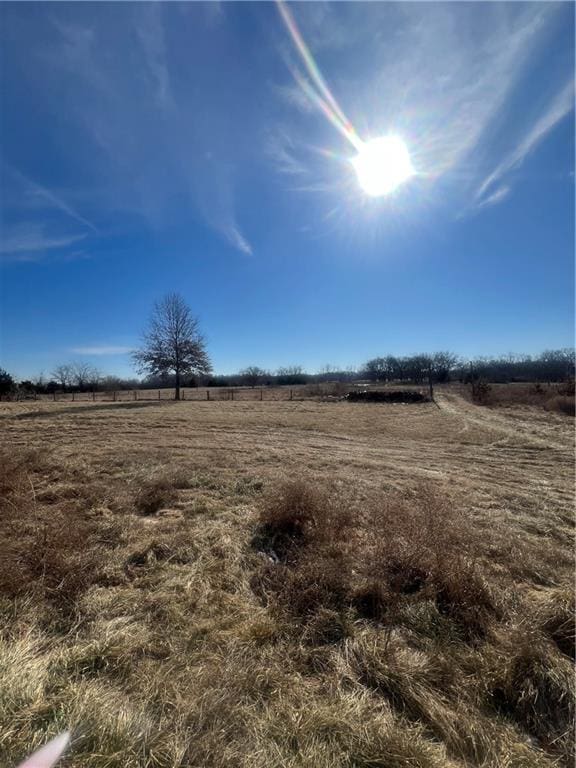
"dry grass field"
0,391,574,767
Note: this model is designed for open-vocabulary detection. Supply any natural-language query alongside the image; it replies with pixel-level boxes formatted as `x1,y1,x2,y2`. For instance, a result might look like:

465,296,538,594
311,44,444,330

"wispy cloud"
225,225,253,256
71,345,133,355
41,6,251,255
136,4,173,110
10,167,98,232
460,185,511,218
271,2,567,216
188,154,254,256
0,223,86,260
265,127,309,177
476,78,574,204
202,1,224,29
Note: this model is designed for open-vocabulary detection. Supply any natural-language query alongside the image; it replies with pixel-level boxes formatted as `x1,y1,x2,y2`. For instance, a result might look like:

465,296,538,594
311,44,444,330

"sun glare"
352,136,415,197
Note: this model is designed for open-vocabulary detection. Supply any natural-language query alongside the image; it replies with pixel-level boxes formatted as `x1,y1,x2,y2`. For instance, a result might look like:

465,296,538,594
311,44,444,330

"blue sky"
0,1,574,379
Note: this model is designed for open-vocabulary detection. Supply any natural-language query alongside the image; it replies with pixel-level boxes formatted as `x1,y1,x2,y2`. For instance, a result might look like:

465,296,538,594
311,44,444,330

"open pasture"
0,392,573,767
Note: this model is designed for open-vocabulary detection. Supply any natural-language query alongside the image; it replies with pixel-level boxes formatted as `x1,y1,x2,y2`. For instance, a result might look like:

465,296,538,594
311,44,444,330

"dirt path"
435,390,572,451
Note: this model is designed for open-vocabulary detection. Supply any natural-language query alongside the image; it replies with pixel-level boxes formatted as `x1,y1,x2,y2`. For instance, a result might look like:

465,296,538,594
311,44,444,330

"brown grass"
0,451,106,613
0,392,573,767
253,480,501,644
469,380,576,416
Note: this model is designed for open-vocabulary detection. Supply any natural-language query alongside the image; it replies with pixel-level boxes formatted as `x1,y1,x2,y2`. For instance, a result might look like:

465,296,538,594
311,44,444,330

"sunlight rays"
276,0,415,198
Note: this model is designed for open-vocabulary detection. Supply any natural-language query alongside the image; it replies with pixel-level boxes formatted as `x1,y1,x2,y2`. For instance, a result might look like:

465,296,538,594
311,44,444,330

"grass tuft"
133,476,179,515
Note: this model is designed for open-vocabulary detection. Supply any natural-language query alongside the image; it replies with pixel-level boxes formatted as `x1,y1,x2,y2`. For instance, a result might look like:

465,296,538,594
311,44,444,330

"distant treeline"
1,349,574,398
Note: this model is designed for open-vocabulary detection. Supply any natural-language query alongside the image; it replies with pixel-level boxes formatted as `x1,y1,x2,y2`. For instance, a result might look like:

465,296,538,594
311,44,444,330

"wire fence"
2,381,437,404
6,383,364,404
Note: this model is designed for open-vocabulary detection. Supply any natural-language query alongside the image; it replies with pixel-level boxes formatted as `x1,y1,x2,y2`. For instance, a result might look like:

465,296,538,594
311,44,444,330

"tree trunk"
175,369,180,401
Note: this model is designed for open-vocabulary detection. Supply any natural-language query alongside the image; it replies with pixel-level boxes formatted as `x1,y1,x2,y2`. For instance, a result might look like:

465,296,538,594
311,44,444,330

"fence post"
260,388,263,401
72,392,75,402
158,390,161,401
207,390,210,401
113,391,116,402
231,389,234,401
290,389,293,401
92,390,95,401
182,390,185,401
134,390,137,401
54,392,57,402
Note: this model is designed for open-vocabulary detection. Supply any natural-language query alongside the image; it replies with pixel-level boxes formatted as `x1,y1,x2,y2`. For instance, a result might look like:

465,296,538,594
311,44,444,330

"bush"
471,380,575,416
470,379,492,404
253,480,500,644
544,395,575,416
252,479,349,562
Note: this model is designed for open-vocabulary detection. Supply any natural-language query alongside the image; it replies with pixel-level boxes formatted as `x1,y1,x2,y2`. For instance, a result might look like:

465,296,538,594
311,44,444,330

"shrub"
470,380,575,416
252,479,349,562
357,488,499,639
544,395,575,416
470,379,492,404
253,480,501,644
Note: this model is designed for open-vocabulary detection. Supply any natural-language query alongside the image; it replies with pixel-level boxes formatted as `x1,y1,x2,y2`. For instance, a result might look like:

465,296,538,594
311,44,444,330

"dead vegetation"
470,379,575,416
0,451,107,612
252,480,500,642
0,393,573,767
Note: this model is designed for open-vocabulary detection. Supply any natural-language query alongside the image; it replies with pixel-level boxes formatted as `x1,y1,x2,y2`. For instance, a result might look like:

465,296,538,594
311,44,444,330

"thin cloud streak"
474,185,511,212
225,226,253,256
476,78,574,204
45,7,251,257
0,223,86,257
136,4,174,111
71,345,133,355
10,167,98,232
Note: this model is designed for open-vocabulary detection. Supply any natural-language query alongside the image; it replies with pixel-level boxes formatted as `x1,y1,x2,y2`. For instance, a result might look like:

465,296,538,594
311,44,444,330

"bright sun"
352,135,415,197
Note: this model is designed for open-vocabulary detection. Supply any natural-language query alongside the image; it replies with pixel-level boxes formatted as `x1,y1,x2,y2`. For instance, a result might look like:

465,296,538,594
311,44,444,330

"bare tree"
51,364,73,391
431,351,460,383
276,366,307,385
362,357,387,382
70,362,100,390
239,366,268,388
133,293,212,401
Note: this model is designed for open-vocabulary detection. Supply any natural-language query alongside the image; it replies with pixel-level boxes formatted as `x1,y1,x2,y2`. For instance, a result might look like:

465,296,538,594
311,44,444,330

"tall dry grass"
470,380,575,415
0,429,573,767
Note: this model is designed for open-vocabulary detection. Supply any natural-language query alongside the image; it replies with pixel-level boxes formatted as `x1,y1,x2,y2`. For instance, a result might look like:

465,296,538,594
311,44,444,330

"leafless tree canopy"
51,364,73,390
51,362,100,391
133,293,212,400
239,366,269,387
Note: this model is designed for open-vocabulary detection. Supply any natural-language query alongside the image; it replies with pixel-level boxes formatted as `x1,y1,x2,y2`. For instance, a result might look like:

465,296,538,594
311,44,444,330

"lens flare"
352,136,415,196
276,0,362,152
276,1,416,199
